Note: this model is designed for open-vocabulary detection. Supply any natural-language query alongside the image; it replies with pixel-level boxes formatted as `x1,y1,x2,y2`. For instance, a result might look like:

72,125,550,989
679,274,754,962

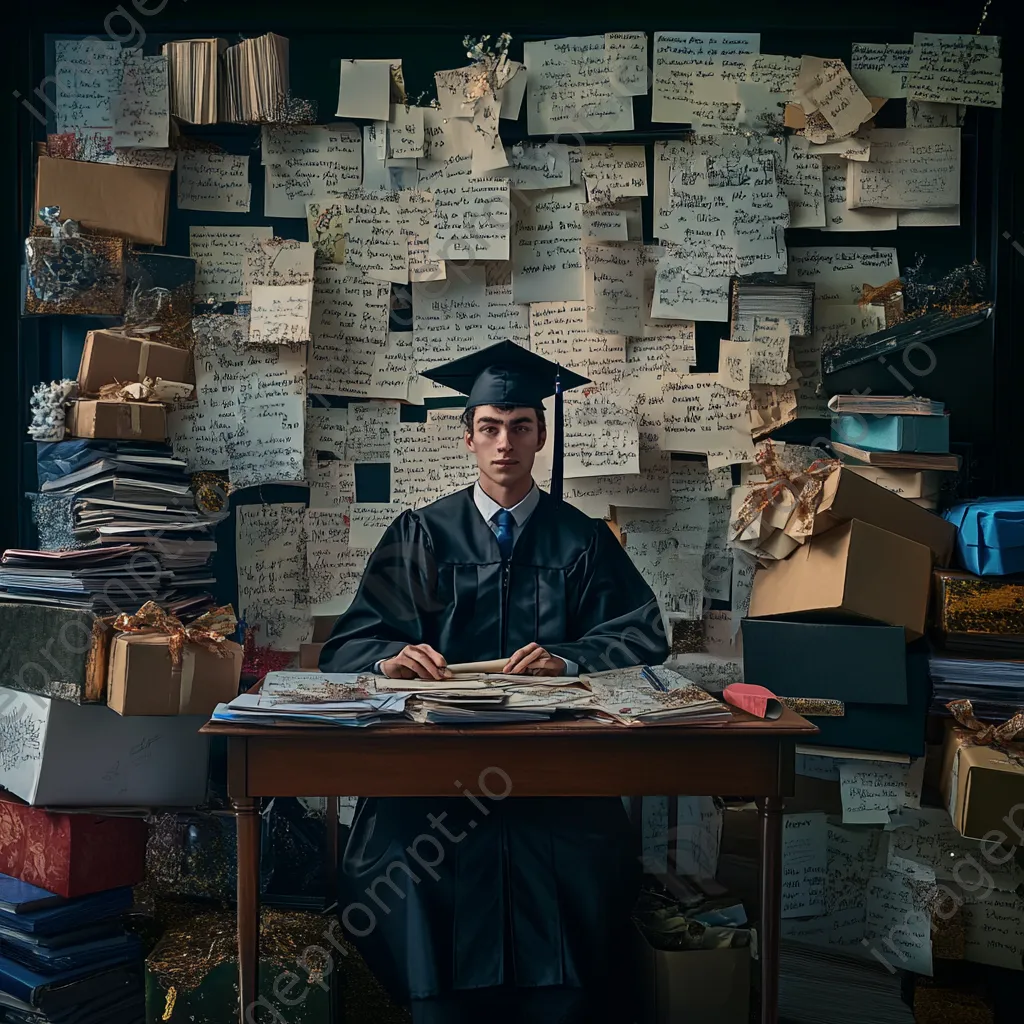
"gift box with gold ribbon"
107,601,242,716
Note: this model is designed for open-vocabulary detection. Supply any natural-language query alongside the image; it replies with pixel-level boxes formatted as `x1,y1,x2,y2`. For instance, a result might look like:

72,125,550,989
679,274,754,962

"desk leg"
234,795,261,1024
758,795,783,1024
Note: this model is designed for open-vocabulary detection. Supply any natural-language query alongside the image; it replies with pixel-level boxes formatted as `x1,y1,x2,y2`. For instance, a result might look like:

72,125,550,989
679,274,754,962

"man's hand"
502,643,567,677
381,644,451,680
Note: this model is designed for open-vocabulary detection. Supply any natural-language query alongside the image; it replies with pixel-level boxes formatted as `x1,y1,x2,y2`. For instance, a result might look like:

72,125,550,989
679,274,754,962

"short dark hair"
461,404,546,436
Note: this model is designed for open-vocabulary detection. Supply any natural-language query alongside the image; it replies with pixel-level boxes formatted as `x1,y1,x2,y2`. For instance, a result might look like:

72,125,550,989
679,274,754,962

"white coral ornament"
28,379,78,441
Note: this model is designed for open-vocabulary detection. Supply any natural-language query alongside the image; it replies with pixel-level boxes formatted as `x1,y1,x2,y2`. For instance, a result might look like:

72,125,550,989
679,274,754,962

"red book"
0,791,146,898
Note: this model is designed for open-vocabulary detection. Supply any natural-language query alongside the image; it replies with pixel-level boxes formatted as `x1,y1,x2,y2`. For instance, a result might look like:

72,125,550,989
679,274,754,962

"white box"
0,686,209,806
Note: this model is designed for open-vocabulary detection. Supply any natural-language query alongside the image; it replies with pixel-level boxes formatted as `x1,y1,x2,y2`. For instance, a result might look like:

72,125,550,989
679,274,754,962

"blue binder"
944,499,1024,576
0,888,132,936
831,412,950,453
0,876,62,916
0,955,139,1010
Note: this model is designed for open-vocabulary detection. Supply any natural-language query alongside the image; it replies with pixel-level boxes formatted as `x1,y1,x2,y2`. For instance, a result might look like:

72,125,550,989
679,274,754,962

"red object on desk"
723,684,783,720
0,791,146,897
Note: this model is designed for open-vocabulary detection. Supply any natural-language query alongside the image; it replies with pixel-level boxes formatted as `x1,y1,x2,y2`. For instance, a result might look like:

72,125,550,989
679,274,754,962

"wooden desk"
201,709,818,1024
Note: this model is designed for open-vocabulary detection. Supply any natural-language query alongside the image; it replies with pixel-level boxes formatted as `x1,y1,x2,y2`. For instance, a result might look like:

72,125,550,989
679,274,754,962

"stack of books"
828,395,960,473
0,875,142,1024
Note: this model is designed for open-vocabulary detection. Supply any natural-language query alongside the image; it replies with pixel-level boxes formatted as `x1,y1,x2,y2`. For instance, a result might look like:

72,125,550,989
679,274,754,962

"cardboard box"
0,792,146,898
844,465,941,501
78,330,195,396
813,467,956,565
66,400,167,441
299,643,325,670
0,686,210,806
749,520,933,640
634,924,750,1024
941,727,1024,841
742,620,931,756
107,633,242,716
35,155,171,246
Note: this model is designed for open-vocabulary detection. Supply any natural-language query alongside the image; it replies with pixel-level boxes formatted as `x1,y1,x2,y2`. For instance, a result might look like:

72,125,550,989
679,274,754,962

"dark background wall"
3,0,1021,558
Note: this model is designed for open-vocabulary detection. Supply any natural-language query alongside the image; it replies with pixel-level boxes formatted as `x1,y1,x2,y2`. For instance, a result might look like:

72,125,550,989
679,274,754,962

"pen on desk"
640,666,667,692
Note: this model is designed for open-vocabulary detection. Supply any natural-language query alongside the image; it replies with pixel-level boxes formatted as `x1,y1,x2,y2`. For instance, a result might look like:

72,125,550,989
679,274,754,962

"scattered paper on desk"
850,43,912,98
606,32,649,97
337,59,393,120
190,226,274,303
113,52,169,148
782,812,827,918
524,35,634,135
177,151,251,212
908,33,1002,108
236,502,310,650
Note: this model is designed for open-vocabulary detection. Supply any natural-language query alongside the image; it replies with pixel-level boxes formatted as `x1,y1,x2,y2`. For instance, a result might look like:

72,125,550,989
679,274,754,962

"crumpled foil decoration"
27,492,85,551
123,251,197,350
730,441,839,560
28,378,78,440
98,376,195,403
903,257,988,317
112,600,238,667
946,698,1024,749
25,207,125,315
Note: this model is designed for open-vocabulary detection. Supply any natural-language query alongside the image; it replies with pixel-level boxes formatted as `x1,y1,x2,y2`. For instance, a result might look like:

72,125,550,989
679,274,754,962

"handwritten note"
190,227,274,303
511,187,586,303
390,412,477,508
718,340,751,392
782,812,827,918
343,190,408,283
850,43,912,99
249,284,313,345
563,389,640,477
748,317,792,386
486,285,530,346
963,890,1024,971
585,244,645,335
307,264,392,397
262,123,362,218
641,796,669,874
627,533,704,618
787,246,899,305
412,264,488,378
702,497,732,602
113,52,169,148
387,103,425,159
236,502,310,650
581,145,648,203
780,136,826,228
305,405,348,459
848,128,960,209
822,155,898,231
651,32,760,124
524,35,635,135
430,179,510,260
347,401,401,463
177,151,251,213
308,458,355,511
908,33,1002,108
730,551,756,636
674,796,722,878
864,872,933,976
839,760,906,824
307,511,371,616
54,38,120,133
662,374,754,468
653,254,730,321
231,392,305,488
488,143,572,190
306,201,346,263
349,503,403,549
799,57,873,140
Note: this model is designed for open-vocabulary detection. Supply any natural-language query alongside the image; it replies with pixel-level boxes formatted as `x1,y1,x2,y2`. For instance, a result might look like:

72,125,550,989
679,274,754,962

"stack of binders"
0,875,142,1023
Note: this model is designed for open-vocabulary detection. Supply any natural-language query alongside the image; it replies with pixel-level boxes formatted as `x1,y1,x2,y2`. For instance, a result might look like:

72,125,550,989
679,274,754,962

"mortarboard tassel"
552,368,564,501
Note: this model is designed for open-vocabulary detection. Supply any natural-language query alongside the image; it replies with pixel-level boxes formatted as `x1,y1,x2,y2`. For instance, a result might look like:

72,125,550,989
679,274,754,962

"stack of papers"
827,395,945,416
929,654,1024,718
222,32,290,123
160,38,225,124
731,282,814,337
779,941,914,1024
212,666,732,728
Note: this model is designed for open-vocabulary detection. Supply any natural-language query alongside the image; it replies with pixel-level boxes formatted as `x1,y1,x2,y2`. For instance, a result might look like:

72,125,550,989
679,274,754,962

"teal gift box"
831,412,950,453
943,499,1024,576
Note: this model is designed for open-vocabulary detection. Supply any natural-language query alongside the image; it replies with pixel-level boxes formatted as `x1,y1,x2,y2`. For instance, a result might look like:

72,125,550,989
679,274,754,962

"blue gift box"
943,499,1024,576
830,412,950,453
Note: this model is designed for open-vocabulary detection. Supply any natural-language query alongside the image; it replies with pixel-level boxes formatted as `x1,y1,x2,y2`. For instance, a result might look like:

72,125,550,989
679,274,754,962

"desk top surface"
200,705,818,740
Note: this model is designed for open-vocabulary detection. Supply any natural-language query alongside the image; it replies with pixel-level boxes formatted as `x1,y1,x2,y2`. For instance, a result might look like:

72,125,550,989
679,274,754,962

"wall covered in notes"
10,4,1014,646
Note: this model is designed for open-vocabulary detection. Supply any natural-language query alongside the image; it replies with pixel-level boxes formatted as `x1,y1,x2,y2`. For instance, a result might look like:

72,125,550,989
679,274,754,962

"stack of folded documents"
928,654,1024,719
0,875,142,1024
213,667,731,728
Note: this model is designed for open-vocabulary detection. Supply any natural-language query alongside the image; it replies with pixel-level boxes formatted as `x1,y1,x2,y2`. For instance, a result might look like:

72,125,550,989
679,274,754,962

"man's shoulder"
537,491,607,542
410,486,475,522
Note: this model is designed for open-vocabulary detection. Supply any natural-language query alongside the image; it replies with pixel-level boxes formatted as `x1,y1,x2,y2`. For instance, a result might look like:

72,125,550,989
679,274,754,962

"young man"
321,341,668,1024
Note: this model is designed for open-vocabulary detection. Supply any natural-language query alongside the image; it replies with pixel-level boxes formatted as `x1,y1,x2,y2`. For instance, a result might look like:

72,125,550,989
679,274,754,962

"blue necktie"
493,509,515,561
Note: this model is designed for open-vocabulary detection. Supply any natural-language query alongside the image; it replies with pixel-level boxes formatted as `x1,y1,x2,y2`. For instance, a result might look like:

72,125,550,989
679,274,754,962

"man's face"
465,406,546,490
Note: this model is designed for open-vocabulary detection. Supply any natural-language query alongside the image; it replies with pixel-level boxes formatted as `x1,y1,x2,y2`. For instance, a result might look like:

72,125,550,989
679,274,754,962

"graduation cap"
420,340,590,501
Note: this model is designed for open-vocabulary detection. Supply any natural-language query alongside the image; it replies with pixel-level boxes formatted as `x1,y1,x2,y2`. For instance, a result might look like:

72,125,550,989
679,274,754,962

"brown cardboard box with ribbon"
78,330,195,396
66,399,167,441
107,602,243,716
940,700,1024,841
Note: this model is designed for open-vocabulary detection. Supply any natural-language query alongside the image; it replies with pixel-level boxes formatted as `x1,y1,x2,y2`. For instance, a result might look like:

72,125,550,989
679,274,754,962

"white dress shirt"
375,481,578,676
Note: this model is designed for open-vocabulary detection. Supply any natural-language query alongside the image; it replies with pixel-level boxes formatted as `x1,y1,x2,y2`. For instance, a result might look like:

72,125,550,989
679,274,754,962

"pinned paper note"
511,187,586,303
606,32,649,97
850,43,912,99
190,227,274,303
177,152,251,213
782,812,827,918
337,59,393,120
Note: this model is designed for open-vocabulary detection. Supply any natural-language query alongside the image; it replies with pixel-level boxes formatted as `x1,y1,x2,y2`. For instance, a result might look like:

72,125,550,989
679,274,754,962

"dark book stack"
12,440,224,614
0,875,142,1024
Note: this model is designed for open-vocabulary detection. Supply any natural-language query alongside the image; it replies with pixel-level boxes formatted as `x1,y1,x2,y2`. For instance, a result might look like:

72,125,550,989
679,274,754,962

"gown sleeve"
545,521,670,672
319,511,438,673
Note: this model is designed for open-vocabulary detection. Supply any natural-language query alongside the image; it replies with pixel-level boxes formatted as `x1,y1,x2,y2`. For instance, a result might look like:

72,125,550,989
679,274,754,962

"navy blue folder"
0,876,63,916
0,888,132,936
0,956,140,1012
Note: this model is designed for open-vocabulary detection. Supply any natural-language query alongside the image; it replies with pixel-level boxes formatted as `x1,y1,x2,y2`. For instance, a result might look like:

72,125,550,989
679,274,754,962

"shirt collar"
473,480,540,528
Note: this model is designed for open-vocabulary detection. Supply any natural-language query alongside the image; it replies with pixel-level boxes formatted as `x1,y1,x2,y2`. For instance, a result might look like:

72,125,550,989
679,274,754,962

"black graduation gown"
320,486,668,1002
